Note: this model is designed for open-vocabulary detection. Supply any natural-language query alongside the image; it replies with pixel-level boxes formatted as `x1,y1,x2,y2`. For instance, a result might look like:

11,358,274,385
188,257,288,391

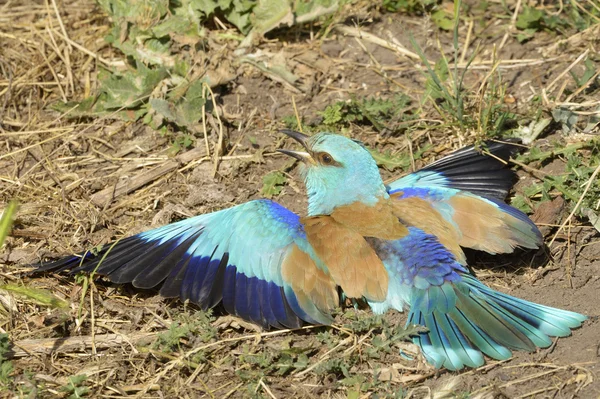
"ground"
1,0,600,397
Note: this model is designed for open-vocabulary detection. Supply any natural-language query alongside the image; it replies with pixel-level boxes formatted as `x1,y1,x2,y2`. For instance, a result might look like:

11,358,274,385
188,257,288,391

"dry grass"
1,0,599,397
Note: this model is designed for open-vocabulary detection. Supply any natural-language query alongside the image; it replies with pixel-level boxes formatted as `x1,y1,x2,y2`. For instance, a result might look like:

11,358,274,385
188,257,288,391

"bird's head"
278,130,388,216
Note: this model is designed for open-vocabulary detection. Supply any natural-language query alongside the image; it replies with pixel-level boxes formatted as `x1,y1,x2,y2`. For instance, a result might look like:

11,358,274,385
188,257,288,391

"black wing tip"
420,139,526,200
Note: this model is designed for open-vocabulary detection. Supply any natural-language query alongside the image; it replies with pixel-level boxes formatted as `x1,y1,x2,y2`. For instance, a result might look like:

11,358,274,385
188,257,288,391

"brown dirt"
1,0,599,397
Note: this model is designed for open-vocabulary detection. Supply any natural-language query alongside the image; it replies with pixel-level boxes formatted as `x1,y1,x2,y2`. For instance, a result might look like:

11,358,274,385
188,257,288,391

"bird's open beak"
277,129,313,163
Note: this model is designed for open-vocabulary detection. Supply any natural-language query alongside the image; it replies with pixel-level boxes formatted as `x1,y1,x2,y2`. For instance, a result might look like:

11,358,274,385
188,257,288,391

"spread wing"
387,141,542,256
36,200,339,329
388,140,520,200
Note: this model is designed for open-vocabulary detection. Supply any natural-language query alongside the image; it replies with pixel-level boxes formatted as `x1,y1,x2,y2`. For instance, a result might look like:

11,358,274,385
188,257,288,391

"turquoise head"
278,130,388,216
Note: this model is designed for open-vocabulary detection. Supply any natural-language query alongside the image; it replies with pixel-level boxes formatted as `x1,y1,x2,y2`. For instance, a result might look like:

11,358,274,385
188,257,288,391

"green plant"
409,0,518,139
382,0,436,14
319,94,414,133
515,2,599,42
0,334,13,387
0,200,17,249
53,0,340,152
153,309,217,352
511,139,600,220
516,5,569,42
410,0,467,128
368,143,431,171
60,375,89,399
261,171,287,198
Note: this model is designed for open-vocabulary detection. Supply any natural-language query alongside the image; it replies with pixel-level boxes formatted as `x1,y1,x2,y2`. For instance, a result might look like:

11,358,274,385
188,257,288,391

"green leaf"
368,148,410,171
552,107,579,133
582,208,600,234
150,98,177,121
61,374,89,398
431,9,454,31
100,64,168,109
261,171,287,198
516,6,544,30
369,143,430,171
511,194,532,214
152,15,194,37
251,0,293,34
0,284,68,309
294,0,338,22
224,0,254,34
0,358,13,385
0,200,18,249
321,103,343,125
516,28,537,43
150,80,206,128
178,95,206,127
190,0,222,16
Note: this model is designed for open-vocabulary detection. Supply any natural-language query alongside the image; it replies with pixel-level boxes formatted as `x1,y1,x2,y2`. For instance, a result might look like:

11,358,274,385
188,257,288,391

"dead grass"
1,0,599,397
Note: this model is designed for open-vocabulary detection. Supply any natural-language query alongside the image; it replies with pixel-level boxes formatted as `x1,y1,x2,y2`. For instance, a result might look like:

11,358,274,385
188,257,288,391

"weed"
343,309,384,333
320,94,414,133
382,0,436,14
60,375,89,399
316,329,339,349
52,0,340,140
0,200,17,249
369,144,431,171
516,2,600,42
152,309,217,352
0,334,13,387
511,139,600,218
410,0,519,139
261,171,287,198
282,114,303,131
569,58,599,91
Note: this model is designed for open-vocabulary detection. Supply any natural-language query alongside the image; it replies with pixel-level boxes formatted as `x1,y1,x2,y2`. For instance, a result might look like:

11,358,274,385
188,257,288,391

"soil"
1,0,599,397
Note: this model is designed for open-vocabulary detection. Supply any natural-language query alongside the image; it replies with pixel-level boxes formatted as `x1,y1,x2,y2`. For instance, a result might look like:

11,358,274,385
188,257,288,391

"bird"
35,129,586,371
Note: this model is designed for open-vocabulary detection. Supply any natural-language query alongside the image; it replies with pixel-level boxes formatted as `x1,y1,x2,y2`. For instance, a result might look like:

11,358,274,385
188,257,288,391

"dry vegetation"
1,0,600,397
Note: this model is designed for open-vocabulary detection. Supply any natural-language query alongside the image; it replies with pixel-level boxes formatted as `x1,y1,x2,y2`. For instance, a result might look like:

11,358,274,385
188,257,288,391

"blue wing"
36,199,336,329
387,140,520,200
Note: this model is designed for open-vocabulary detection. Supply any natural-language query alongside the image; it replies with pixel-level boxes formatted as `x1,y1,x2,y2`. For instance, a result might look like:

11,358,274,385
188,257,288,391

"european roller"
36,130,586,371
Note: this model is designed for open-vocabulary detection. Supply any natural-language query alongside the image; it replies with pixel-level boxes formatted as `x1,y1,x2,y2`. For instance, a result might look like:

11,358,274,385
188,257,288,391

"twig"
203,83,224,177
545,49,590,95
11,333,156,358
90,161,180,207
53,29,123,67
335,25,423,62
459,20,473,65
291,95,302,132
498,0,522,50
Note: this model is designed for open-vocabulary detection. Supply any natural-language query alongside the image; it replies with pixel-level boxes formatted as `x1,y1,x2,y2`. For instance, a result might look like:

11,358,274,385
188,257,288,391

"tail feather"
471,279,585,334
432,311,483,369
408,278,586,370
475,293,552,348
448,307,513,360
455,288,536,351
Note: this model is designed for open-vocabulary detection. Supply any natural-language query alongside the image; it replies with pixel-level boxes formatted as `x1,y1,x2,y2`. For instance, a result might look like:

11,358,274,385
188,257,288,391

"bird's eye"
318,152,334,165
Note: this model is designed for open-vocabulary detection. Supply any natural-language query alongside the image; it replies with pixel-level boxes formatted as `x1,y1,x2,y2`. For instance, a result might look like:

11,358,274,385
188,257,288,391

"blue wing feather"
35,199,322,329
388,140,520,200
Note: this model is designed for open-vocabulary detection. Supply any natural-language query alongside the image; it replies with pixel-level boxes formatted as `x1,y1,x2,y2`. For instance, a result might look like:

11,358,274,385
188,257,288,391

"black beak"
277,129,313,163
279,129,310,150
